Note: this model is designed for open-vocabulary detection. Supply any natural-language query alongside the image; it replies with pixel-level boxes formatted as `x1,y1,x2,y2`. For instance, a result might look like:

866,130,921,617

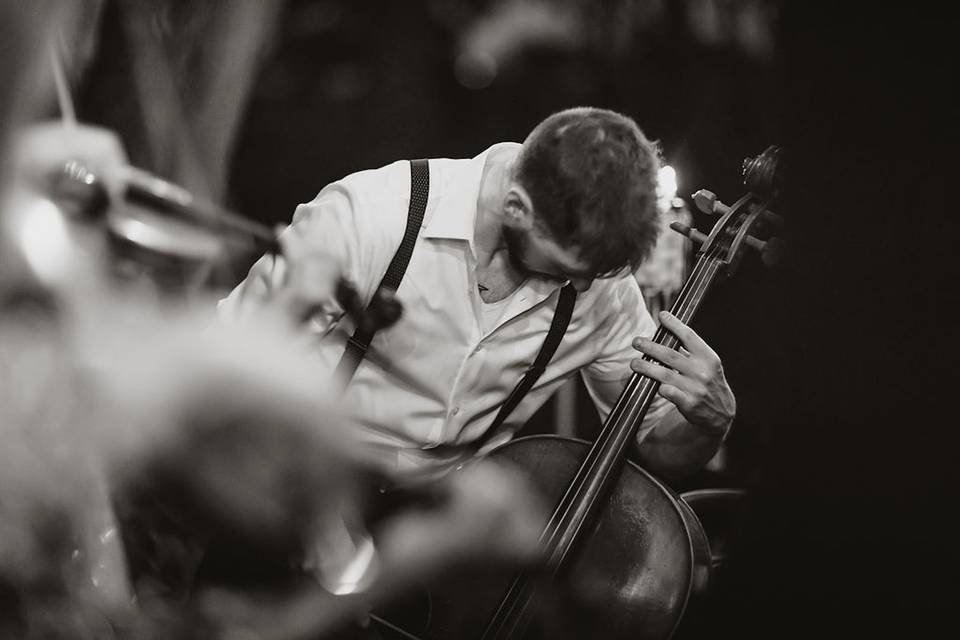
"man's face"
503,223,596,292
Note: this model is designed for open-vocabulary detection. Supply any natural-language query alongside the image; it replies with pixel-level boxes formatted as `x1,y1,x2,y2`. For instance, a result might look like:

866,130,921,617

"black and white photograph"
0,1,953,638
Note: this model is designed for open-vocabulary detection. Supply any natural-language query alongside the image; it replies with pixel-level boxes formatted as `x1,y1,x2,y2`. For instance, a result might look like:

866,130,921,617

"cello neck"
480,249,726,640
539,247,726,568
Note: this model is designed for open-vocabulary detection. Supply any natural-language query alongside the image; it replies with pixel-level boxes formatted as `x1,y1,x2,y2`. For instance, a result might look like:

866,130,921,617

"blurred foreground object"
8,121,271,301
9,121,397,332
100,307,547,640
0,33,546,640
96,305,361,605
187,459,547,640
0,299,131,638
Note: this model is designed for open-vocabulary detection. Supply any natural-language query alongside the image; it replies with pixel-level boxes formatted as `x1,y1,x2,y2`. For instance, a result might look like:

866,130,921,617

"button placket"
441,344,475,439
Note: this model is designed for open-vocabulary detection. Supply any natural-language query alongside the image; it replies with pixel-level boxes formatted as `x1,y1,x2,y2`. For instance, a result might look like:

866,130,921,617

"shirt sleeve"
580,276,673,445
217,182,375,326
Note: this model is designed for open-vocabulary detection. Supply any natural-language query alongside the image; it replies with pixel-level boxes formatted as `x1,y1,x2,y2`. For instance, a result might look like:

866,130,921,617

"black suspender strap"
332,156,575,451
334,159,429,383
464,282,578,453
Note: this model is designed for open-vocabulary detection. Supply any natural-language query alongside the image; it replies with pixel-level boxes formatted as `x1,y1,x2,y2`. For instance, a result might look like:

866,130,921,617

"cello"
373,146,784,640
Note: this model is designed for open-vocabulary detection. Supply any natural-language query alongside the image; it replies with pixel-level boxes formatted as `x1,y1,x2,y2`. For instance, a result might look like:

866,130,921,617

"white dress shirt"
219,143,670,475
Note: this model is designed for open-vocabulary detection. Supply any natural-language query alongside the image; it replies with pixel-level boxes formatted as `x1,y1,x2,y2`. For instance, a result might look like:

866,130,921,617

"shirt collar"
421,143,520,254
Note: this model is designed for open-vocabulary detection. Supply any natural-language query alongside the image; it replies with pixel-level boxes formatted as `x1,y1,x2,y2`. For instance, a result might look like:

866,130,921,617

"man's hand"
13,121,129,205
629,310,735,435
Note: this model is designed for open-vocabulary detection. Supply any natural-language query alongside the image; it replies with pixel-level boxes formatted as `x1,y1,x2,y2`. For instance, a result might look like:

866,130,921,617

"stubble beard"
502,225,531,276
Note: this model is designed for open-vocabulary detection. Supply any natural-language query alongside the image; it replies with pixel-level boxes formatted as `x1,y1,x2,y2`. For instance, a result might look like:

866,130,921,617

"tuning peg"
760,237,785,266
745,235,785,266
669,221,707,245
744,235,765,253
692,189,718,215
692,189,784,229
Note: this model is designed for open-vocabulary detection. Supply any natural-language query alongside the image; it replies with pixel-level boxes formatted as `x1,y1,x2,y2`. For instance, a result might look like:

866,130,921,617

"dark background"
77,1,958,636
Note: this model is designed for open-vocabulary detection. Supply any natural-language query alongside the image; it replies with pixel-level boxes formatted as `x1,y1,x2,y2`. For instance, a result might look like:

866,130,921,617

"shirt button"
452,407,461,416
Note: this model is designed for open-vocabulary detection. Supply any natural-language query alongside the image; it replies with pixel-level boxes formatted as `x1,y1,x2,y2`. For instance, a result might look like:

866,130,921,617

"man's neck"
474,144,520,268
473,145,525,302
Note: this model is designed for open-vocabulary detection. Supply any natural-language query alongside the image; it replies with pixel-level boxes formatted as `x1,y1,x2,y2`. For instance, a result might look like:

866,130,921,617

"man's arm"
634,405,728,481
218,162,412,330
582,279,735,481
217,186,360,329
630,310,735,480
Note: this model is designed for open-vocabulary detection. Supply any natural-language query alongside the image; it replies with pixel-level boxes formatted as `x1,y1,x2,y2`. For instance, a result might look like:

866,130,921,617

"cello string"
554,233,729,543
599,254,724,474
552,215,744,564
545,251,717,534
486,195,763,633
544,257,724,571
568,264,717,510
590,251,720,457
535,253,718,566
544,250,725,566
486,249,727,634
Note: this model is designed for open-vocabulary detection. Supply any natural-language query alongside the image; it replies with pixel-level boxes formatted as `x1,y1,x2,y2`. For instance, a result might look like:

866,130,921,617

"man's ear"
503,185,535,231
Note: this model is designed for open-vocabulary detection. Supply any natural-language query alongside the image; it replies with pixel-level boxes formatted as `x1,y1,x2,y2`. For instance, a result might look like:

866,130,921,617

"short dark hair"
514,107,661,277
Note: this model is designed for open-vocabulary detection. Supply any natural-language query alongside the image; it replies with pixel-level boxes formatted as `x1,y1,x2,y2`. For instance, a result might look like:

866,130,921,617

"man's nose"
570,278,593,292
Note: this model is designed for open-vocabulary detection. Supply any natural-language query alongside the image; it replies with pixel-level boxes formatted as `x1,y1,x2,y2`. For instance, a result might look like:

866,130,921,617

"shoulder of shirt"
324,155,476,233
332,159,414,205
302,147,510,252
327,143,515,207
327,156,468,211
578,273,645,318
301,160,425,250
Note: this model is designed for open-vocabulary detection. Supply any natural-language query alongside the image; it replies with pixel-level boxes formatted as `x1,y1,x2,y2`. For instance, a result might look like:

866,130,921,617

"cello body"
376,435,710,640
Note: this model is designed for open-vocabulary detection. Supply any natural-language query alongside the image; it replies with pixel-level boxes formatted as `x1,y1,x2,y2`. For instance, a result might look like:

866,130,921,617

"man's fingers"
656,383,694,410
658,311,716,359
632,337,689,372
629,357,687,391
629,359,697,411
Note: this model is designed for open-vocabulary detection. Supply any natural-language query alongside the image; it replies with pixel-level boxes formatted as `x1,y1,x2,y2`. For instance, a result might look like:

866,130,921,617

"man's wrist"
686,411,733,440
705,414,734,440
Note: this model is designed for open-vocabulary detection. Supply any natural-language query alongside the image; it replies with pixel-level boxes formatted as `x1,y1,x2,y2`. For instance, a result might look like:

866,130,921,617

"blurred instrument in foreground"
31,154,404,335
